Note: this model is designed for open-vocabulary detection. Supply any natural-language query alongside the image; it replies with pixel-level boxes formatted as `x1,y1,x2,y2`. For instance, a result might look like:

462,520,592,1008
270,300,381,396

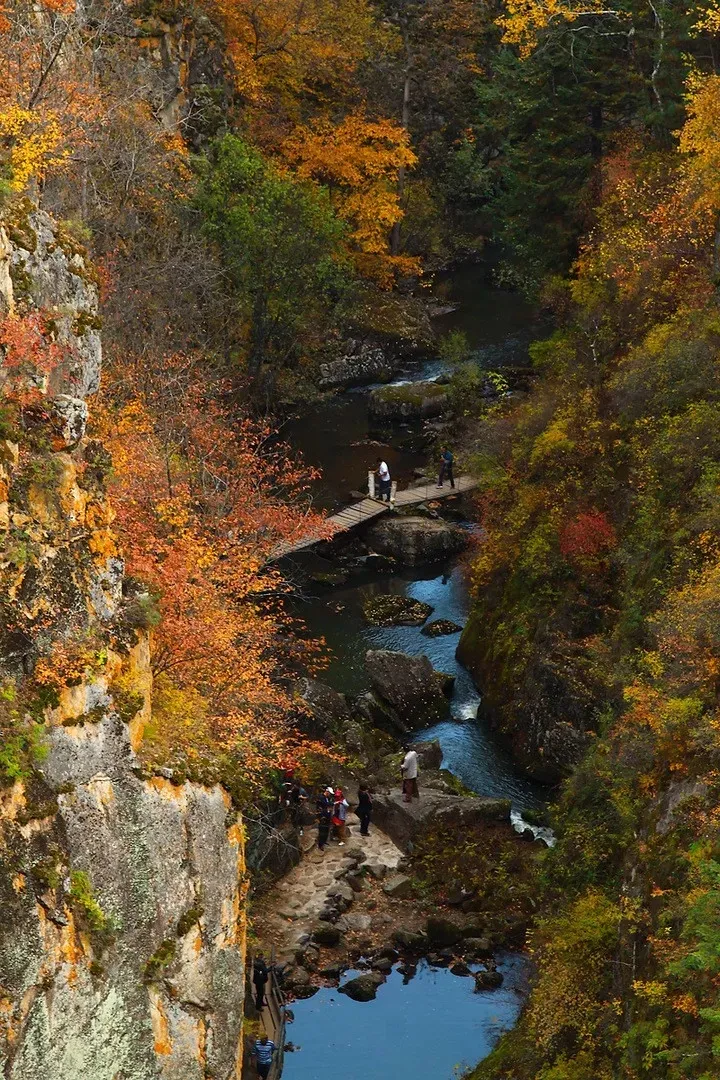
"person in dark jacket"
253,955,269,1012
357,783,372,836
437,447,455,488
316,787,334,851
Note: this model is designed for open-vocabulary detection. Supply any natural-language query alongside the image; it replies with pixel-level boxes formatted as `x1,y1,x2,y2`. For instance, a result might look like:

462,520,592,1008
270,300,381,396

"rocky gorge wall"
0,208,247,1079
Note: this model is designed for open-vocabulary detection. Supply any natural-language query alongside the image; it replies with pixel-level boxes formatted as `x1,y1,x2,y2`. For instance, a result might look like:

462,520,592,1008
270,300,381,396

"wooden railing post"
368,469,375,499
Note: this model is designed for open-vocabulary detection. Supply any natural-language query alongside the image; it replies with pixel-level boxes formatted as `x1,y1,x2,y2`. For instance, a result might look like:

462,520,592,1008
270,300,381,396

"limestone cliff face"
0,208,247,1079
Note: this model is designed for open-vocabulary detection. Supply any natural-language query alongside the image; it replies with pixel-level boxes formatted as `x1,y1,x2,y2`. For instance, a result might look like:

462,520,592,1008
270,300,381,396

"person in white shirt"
401,745,419,802
375,457,392,502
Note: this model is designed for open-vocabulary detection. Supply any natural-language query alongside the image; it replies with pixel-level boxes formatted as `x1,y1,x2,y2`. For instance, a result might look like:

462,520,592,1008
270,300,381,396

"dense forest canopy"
4,0,720,1076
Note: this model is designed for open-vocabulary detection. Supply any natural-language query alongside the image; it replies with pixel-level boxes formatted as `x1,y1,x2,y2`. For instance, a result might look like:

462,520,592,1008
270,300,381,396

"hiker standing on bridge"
437,446,455,489
251,1034,276,1079
375,457,392,502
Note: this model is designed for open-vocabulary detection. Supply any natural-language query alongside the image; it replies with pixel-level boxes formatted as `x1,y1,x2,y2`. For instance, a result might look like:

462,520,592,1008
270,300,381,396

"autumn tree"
281,112,418,285
98,351,337,796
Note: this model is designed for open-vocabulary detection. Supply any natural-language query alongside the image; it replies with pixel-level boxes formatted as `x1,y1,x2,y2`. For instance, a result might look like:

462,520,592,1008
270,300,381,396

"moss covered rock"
368,380,448,421
362,595,433,626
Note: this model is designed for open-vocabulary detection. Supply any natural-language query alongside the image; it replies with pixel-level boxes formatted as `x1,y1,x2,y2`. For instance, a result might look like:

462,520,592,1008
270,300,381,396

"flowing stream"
280,262,547,1078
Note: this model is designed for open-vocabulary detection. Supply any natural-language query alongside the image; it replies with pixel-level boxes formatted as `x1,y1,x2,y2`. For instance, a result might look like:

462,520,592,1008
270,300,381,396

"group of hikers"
280,744,420,851
374,446,455,502
281,780,373,849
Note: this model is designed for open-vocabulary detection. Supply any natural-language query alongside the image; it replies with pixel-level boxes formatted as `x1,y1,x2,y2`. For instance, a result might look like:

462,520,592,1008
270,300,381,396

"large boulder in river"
318,341,394,390
366,650,450,727
363,594,433,626
368,381,448,421
365,516,468,566
338,972,385,1002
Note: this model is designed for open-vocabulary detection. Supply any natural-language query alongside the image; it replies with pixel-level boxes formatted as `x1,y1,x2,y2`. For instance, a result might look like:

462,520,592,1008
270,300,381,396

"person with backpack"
437,447,455,489
332,787,349,845
375,457,392,502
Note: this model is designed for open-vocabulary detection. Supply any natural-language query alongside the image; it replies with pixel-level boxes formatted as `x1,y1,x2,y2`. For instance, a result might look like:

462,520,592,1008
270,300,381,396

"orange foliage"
0,311,66,404
204,0,378,107
282,111,419,285
97,353,338,794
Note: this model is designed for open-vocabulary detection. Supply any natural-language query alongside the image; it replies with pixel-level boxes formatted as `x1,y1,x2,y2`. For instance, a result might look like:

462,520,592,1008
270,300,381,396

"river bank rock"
362,594,433,627
368,381,448,421
293,677,354,739
318,341,394,390
365,516,468,565
371,790,512,851
456,611,594,782
366,649,451,727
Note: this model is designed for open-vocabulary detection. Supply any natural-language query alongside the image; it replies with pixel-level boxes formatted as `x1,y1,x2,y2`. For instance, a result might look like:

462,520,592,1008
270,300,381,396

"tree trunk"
391,28,412,258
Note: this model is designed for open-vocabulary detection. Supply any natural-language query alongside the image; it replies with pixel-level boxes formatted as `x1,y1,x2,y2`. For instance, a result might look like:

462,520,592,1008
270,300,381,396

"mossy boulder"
421,619,463,637
369,381,448,421
362,595,433,627
366,516,468,566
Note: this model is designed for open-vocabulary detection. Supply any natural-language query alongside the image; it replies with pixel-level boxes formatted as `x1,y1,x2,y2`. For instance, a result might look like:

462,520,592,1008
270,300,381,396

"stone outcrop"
365,516,468,566
371,790,511,850
0,207,248,1079
368,381,448,421
457,611,595,783
318,341,394,390
1,730,247,1080
365,649,451,729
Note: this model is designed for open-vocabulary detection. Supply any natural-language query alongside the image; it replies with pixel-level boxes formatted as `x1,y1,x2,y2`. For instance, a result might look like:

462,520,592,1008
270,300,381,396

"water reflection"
282,956,530,1080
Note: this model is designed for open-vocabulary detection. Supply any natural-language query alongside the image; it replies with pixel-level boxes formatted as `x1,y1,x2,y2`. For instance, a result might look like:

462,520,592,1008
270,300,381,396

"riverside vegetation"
4,0,720,1078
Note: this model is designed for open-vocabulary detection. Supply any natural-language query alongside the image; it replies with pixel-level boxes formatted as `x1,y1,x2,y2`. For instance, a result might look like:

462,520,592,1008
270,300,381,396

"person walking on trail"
357,782,373,836
401,745,419,802
376,457,392,502
316,786,334,851
437,447,455,489
252,1034,276,1079
288,781,308,835
332,787,349,845
253,955,269,1012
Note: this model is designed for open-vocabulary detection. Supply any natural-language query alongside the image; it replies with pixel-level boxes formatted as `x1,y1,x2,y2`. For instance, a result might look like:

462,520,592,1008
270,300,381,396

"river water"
280,264,545,1078
282,956,530,1080
288,261,547,813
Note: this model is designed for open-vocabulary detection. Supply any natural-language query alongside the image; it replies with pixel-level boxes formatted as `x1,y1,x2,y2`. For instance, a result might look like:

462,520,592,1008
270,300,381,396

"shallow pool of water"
282,956,530,1080
298,558,547,811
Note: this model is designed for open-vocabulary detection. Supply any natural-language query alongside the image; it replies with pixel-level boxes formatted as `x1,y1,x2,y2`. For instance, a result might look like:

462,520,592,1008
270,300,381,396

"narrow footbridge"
268,474,478,561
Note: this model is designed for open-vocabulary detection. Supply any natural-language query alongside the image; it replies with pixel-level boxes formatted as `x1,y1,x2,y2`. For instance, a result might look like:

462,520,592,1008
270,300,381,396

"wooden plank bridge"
268,474,478,561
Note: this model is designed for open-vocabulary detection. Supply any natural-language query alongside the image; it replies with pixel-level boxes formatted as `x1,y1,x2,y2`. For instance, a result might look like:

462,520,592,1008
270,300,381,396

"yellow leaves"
207,0,377,105
692,1,720,34
0,105,69,191
282,111,419,286
632,979,668,1005
678,71,720,221
497,0,618,57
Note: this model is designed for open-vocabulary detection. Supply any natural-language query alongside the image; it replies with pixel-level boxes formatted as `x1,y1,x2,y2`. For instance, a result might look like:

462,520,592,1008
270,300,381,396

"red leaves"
0,311,65,404
559,510,616,562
